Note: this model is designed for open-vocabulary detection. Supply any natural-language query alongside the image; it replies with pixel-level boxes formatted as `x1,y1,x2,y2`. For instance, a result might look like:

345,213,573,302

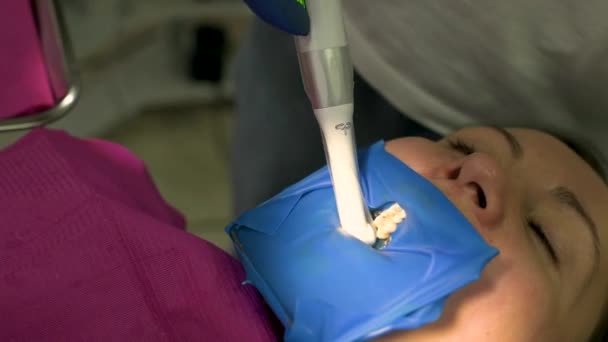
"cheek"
377,247,558,342
433,225,561,341
437,256,557,341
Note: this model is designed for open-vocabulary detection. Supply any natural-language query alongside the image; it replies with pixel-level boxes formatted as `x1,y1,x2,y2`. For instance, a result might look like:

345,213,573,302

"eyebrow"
488,126,523,160
551,186,601,281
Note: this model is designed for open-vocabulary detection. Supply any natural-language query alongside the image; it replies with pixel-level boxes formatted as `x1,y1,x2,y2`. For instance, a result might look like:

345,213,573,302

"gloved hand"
226,141,498,342
242,0,310,35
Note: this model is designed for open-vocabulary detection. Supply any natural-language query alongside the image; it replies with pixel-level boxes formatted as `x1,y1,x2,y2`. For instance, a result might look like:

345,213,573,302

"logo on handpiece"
335,122,352,136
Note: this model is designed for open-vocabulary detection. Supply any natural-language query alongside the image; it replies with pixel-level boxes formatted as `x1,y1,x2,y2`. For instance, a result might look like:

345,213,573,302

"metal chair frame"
0,0,80,132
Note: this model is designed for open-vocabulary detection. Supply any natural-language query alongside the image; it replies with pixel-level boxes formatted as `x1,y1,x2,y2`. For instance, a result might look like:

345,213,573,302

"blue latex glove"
242,0,310,35
226,141,498,342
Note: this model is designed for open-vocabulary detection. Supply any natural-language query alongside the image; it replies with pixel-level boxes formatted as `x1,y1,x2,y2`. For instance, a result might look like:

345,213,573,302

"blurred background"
1,0,253,252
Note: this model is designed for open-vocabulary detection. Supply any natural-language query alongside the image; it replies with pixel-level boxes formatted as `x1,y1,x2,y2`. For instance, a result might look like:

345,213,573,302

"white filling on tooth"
373,203,406,240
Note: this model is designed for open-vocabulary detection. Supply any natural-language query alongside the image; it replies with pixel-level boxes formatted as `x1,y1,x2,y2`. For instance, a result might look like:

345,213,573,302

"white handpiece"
294,0,376,245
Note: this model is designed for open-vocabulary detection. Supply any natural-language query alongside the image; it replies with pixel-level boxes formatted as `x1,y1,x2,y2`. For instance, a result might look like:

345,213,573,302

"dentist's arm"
242,0,310,36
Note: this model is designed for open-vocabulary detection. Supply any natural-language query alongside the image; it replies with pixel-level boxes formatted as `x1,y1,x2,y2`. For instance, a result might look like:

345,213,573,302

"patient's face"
379,127,608,341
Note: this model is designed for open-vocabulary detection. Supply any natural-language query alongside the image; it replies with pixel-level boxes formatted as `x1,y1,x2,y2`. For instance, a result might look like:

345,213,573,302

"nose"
441,153,507,228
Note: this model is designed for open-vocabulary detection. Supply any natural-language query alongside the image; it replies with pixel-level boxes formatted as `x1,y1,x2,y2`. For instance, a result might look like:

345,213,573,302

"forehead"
509,128,606,198
511,127,608,259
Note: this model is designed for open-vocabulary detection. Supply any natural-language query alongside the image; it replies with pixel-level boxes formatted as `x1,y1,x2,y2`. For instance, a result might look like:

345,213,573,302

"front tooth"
373,203,406,241
376,230,390,240
388,203,400,213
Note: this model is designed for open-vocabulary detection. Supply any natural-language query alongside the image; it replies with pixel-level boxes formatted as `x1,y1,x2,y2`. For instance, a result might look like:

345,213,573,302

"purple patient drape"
0,128,281,341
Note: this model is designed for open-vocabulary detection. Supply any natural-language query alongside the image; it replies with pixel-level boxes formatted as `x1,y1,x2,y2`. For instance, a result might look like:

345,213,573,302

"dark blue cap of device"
243,0,310,35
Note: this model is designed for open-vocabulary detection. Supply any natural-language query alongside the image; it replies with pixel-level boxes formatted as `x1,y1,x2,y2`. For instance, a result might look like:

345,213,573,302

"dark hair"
590,313,608,342
558,135,607,184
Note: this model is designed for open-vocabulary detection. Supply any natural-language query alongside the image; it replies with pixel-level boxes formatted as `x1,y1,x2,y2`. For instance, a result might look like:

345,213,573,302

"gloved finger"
243,0,310,36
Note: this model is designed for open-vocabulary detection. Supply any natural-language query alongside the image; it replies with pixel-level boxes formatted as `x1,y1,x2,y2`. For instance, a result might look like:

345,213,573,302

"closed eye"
528,218,559,265
449,139,476,155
